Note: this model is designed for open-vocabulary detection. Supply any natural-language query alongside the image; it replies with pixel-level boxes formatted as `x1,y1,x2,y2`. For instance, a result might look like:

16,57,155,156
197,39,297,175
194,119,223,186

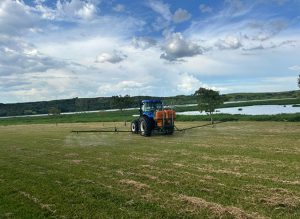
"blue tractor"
131,100,176,136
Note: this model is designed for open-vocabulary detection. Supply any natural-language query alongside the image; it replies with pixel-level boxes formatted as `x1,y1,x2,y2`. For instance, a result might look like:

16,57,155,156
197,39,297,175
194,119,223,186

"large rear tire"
131,120,139,134
139,117,152,136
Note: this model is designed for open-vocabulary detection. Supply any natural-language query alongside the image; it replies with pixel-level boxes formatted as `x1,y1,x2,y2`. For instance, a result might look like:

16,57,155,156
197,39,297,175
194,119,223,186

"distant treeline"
0,96,194,117
225,90,299,101
0,90,299,117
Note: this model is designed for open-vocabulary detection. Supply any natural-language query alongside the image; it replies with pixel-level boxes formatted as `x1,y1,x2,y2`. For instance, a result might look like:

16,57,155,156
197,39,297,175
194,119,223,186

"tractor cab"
140,100,163,118
132,99,176,136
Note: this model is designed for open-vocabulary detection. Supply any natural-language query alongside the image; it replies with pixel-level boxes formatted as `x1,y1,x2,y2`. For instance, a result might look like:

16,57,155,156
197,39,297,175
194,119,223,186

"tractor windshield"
142,102,163,112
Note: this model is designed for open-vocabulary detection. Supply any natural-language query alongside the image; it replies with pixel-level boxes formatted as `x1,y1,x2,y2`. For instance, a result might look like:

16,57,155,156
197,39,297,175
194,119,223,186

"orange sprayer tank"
155,111,164,127
164,109,176,119
155,110,176,128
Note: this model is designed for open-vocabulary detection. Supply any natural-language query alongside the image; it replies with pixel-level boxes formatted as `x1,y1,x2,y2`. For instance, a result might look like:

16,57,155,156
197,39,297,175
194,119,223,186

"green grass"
0,121,299,218
0,110,136,126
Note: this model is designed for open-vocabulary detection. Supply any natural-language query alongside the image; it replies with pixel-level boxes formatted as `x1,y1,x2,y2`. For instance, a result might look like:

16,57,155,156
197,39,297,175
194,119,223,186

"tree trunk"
210,112,214,127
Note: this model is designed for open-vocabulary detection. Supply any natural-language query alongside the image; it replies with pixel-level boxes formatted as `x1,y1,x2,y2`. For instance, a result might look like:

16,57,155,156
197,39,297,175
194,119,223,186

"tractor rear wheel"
131,120,139,134
139,117,152,136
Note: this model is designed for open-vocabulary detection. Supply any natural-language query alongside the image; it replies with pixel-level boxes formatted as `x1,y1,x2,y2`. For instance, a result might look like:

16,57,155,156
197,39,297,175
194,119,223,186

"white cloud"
148,0,172,21
248,20,288,42
225,0,244,10
0,35,65,75
0,0,102,38
34,1,57,20
56,0,99,20
160,32,202,61
113,4,125,12
148,2,192,29
172,8,191,23
199,4,213,13
151,16,170,31
176,73,203,94
77,3,96,19
223,0,248,17
97,80,146,95
274,0,289,5
95,50,127,63
186,12,296,54
176,73,222,94
0,0,41,35
215,36,242,50
289,65,300,71
224,76,298,93
242,40,296,51
132,37,157,49
1,69,79,103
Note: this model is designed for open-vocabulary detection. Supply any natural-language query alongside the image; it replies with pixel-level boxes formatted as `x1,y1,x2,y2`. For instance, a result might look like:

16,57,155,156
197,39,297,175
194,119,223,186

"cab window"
142,102,162,111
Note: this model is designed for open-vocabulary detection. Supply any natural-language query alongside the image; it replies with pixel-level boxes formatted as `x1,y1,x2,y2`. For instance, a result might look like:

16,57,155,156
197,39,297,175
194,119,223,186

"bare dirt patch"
179,195,265,219
119,179,150,190
193,143,211,148
173,162,185,167
143,174,158,180
129,155,160,163
116,170,124,175
64,153,79,157
203,175,218,181
200,155,268,166
71,159,83,164
197,166,245,177
19,191,56,214
65,133,118,147
253,176,300,186
244,185,300,209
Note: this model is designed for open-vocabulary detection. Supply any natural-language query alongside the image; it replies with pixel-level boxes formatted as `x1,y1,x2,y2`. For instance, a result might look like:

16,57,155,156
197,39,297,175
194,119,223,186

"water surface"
177,105,300,116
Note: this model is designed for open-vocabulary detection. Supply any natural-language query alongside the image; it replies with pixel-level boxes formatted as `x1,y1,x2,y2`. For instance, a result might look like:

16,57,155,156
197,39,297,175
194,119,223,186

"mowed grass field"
0,121,300,218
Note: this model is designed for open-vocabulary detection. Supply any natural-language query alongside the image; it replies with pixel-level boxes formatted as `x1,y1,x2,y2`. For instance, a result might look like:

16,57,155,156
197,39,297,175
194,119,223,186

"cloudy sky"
1,0,300,103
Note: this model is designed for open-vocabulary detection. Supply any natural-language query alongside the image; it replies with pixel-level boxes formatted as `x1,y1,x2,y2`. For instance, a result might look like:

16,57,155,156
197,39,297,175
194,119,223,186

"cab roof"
141,99,162,103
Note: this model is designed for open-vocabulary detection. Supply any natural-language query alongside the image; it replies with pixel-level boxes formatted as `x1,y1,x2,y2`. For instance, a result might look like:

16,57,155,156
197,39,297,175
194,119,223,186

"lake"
177,105,300,116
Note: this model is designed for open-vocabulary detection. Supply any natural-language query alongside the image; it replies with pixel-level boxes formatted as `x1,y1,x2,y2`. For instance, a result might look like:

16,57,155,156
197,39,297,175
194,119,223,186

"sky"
0,0,300,103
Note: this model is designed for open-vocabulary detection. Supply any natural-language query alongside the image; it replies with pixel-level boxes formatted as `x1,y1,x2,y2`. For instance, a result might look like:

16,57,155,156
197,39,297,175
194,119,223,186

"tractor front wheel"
131,120,139,134
139,117,152,136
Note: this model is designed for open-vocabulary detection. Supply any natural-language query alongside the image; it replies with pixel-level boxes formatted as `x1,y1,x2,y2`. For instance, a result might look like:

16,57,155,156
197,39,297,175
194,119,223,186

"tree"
194,87,224,125
48,107,61,115
110,95,134,111
298,74,300,89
